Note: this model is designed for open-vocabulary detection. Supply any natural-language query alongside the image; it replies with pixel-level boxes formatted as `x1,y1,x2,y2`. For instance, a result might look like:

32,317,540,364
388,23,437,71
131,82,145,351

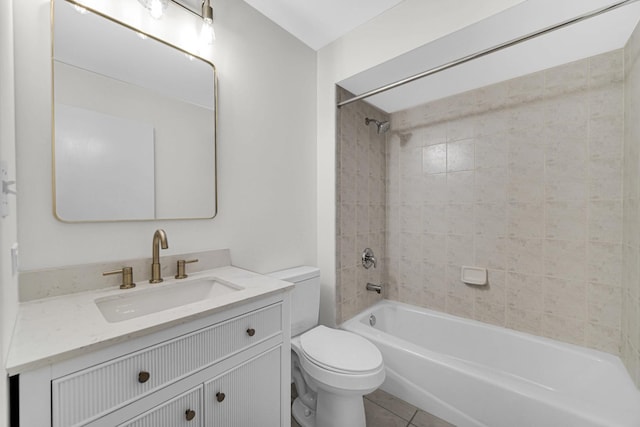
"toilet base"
292,397,316,427
292,391,367,427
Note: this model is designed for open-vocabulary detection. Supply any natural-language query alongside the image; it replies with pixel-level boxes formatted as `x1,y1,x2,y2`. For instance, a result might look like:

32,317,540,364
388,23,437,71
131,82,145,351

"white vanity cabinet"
16,293,291,427
118,386,204,427
203,346,281,426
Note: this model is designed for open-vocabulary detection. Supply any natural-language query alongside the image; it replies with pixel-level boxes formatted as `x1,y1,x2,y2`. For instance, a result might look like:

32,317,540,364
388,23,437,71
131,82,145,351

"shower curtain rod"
337,0,640,109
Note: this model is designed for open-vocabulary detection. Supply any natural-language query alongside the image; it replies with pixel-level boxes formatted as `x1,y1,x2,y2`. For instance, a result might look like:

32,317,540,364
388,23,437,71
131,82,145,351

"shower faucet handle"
362,248,377,269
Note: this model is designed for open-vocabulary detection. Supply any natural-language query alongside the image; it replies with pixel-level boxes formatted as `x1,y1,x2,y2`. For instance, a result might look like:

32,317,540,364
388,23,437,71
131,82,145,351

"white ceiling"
240,0,405,50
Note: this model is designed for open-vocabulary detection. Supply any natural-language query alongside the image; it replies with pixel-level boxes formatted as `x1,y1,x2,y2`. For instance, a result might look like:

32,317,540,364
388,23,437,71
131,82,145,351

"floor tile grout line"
407,408,418,426
365,396,418,424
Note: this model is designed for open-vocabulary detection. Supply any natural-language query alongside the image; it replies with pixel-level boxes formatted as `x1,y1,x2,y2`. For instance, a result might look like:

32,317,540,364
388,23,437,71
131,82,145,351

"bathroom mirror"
52,0,217,221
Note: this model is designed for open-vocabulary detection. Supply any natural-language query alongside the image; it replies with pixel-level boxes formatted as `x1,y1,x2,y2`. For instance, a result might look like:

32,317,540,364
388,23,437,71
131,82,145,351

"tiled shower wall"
336,87,387,324
386,50,624,354
623,22,640,388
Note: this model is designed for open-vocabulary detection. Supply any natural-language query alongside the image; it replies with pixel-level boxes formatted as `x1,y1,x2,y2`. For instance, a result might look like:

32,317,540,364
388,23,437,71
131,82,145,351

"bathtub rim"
341,299,622,366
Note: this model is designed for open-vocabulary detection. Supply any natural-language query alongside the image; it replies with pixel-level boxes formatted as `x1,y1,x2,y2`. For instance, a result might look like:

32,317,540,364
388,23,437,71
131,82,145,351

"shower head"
365,117,390,134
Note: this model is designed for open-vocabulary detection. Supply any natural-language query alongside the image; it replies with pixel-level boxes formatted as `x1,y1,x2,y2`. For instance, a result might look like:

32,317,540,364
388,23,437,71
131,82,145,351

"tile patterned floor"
291,385,456,427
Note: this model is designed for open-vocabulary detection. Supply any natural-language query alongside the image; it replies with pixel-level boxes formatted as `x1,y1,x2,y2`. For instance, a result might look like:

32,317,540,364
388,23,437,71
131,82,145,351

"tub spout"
366,282,382,294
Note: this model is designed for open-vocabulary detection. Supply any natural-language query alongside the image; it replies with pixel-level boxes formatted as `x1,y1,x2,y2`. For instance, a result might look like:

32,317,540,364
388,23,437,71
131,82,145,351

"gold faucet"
150,229,169,283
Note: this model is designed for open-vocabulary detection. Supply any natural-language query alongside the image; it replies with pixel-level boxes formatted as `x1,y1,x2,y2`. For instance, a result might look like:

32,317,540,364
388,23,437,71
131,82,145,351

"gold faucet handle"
175,259,199,279
103,266,136,289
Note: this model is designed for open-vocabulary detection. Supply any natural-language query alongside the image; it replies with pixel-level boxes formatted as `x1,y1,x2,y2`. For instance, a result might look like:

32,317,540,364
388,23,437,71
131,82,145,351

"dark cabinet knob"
138,371,150,383
216,392,226,402
185,409,196,421
246,328,256,337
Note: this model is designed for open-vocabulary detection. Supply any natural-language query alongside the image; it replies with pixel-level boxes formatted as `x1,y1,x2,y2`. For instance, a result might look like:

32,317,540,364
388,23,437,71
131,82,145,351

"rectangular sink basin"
96,278,242,323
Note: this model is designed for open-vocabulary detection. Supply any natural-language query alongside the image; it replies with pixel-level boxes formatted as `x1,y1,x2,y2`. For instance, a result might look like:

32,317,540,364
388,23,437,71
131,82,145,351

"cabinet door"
119,386,202,427
204,346,281,427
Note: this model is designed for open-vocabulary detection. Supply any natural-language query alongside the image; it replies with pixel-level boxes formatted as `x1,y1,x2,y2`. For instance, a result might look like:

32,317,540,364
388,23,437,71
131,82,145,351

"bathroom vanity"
7,263,292,427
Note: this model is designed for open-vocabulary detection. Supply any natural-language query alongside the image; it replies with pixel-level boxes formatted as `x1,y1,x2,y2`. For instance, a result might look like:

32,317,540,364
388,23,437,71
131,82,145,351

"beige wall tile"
475,167,507,203
586,322,621,354
544,59,588,96
506,306,542,336
589,115,623,160
544,239,587,281
422,233,447,265
422,261,447,291
507,238,543,274
476,269,506,306
475,134,508,169
422,203,448,234
447,139,475,172
588,282,622,328
475,202,508,237
507,272,544,312
542,314,586,346
423,144,446,174
474,235,507,271
507,72,545,103
447,204,475,236
543,277,587,321
446,235,474,267
508,202,545,239
447,171,475,203
589,157,623,201
590,50,624,86
589,200,623,243
341,50,630,358
474,300,506,327
545,201,587,241
588,242,622,286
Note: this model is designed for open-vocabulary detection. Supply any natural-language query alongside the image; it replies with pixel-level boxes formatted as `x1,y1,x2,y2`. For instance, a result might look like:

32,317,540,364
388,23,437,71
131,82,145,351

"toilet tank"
267,266,320,337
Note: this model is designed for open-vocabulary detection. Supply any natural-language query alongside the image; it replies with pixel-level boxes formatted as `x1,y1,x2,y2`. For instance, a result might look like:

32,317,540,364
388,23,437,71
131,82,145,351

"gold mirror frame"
51,0,218,222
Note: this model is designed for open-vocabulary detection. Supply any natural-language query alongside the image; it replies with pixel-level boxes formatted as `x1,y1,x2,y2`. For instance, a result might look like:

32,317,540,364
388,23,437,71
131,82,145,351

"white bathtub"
341,300,640,427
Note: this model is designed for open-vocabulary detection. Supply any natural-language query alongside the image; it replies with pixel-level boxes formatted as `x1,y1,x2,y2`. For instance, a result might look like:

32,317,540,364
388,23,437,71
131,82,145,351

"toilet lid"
299,326,383,374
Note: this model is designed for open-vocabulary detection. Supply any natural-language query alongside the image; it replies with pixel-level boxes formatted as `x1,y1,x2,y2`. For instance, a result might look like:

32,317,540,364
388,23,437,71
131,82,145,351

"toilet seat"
299,326,383,375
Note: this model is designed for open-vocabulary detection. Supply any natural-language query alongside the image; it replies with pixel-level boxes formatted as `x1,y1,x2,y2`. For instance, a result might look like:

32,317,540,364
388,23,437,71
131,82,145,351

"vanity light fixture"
138,0,169,19
200,0,215,44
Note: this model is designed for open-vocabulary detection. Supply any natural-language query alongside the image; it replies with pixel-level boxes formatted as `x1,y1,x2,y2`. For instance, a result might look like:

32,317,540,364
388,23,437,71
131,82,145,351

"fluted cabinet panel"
53,304,282,426
204,346,281,427
119,386,202,427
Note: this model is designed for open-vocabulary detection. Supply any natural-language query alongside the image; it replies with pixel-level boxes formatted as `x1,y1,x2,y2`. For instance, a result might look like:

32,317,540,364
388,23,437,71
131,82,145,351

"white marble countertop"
6,266,293,375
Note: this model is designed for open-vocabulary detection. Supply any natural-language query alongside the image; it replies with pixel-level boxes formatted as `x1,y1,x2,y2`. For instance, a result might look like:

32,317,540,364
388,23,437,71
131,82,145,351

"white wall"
14,0,317,275
316,0,525,326
1,0,18,423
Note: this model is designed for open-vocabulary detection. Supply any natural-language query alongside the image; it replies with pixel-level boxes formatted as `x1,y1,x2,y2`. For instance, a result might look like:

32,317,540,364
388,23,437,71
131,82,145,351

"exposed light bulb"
200,19,215,45
201,0,215,45
149,0,167,19
138,0,168,19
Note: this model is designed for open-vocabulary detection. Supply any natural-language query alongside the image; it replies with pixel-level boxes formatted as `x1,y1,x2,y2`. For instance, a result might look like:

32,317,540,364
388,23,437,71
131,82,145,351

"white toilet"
268,267,385,427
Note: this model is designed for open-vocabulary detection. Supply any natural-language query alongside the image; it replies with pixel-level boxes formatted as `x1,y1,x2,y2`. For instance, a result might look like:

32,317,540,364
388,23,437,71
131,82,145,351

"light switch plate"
0,160,8,218
11,243,18,275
